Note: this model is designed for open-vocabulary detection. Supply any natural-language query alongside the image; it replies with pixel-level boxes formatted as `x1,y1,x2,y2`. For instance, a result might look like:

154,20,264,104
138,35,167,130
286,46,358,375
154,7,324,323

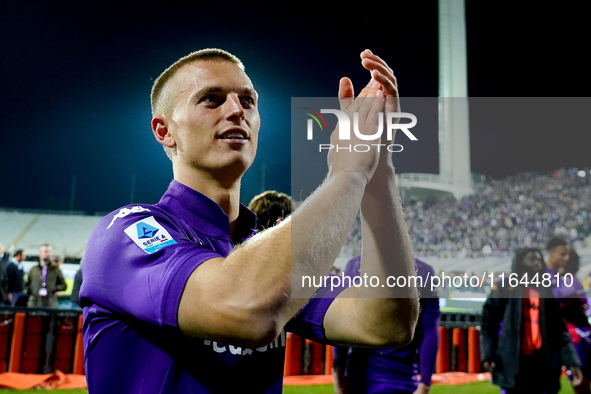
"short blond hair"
150,48,244,117
150,48,244,160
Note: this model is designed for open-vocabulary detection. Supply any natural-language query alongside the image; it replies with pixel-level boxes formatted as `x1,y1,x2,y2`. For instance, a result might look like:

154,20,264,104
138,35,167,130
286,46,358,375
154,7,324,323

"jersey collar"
158,180,257,243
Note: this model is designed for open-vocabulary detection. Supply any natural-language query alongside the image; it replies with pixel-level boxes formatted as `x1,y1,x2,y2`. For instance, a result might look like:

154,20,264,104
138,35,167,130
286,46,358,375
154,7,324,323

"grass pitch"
0,377,576,393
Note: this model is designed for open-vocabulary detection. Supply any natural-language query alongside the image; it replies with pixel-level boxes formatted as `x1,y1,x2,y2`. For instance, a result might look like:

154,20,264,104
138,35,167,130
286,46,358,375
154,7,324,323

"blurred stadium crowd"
340,168,591,260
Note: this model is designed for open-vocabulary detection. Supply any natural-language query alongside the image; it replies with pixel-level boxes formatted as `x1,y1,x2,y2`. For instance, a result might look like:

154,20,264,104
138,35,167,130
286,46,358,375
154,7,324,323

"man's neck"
173,169,242,231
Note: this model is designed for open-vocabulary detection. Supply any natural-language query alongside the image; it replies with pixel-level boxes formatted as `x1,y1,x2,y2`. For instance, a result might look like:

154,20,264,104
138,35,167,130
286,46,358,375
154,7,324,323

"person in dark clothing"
70,267,83,307
26,244,66,308
481,247,584,393
6,249,27,306
0,244,9,305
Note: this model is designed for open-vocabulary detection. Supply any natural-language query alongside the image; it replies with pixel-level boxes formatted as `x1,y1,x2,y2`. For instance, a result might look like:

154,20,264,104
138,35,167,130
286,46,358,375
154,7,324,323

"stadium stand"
335,168,591,265
404,168,591,259
0,209,103,298
0,209,102,260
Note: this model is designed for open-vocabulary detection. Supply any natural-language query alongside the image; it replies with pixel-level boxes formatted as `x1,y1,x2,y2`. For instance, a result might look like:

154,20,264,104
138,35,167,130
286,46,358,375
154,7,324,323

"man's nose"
223,94,245,120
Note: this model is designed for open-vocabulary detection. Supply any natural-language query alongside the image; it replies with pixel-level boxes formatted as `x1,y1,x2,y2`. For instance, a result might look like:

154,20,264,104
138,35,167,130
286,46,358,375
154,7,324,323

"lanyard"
38,264,49,298
41,264,48,287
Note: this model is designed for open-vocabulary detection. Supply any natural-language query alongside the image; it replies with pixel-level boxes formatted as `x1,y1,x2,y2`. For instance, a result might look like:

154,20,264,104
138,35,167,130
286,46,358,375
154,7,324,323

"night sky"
1,1,589,214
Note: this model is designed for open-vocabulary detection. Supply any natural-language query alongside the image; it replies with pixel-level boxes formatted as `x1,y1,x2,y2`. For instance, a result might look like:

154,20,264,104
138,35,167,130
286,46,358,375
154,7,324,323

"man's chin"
211,158,255,182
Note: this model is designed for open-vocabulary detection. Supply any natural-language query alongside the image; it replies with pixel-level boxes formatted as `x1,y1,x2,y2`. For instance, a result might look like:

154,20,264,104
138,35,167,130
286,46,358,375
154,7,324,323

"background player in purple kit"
553,249,591,393
332,256,440,393
544,237,591,392
80,48,419,393
545,237,571,279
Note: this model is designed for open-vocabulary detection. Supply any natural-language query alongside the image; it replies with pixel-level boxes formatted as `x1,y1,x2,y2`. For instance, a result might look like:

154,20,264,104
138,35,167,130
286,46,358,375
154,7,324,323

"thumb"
338,77,354,110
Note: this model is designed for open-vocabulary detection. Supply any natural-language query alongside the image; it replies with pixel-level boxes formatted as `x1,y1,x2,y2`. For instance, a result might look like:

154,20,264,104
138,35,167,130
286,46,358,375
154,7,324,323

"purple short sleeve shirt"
342,257,440,392
80,181,345,393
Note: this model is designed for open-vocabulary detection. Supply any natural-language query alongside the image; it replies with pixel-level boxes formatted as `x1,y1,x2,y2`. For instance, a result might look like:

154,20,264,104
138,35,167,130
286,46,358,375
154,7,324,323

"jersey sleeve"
80,207,222,329
285,274,349,343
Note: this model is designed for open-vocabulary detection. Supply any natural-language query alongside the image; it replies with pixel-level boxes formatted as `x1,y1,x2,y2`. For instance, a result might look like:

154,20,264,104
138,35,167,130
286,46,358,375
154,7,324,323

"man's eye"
203,95,222,105
241,96,255,107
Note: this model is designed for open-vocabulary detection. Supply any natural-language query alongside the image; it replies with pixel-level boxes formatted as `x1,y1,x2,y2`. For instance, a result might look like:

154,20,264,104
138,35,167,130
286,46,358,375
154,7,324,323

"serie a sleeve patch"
124,216,177,254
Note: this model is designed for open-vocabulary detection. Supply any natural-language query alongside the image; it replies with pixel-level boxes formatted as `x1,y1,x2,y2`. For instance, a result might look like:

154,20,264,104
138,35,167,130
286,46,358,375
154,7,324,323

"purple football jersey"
336,257,440,393
80,180,345,393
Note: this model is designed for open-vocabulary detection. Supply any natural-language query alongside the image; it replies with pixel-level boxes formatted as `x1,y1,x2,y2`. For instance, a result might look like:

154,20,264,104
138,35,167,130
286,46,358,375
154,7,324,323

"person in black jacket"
481,247,584,393
70,266,83,307
0,244,9,305
6,249,27,306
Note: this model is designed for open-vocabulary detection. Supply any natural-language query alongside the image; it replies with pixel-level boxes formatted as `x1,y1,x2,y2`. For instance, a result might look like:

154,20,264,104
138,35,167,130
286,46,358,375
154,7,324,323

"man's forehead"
176,61,257,95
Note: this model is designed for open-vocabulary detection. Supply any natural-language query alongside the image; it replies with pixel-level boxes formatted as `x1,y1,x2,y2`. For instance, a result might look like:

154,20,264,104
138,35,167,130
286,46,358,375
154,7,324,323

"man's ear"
152,117,176,148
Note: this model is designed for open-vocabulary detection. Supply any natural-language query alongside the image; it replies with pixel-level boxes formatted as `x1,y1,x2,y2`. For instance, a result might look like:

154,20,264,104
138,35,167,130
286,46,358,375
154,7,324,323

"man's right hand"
326,77,385,184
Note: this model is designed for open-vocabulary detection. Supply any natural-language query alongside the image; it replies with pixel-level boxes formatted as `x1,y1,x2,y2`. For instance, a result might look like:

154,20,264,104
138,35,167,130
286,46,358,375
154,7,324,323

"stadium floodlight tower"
438,0,473,197
397,0,474,200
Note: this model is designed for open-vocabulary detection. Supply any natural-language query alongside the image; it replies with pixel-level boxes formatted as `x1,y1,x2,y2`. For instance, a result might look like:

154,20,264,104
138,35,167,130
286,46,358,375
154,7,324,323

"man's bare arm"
324,50,419,347
178,78,384,348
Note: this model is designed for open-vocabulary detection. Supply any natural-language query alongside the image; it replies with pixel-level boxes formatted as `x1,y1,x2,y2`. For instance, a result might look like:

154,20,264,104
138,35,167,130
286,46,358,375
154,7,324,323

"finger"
350,79,382,120
370,89,388,145
341,71,384,131
356,79,382,99
359,86,384,120
370,69,400,114
360,52,398,97
371,69,398,98
362,57,394,86
338,77,354,110
355,86,385,143
361,50,394,76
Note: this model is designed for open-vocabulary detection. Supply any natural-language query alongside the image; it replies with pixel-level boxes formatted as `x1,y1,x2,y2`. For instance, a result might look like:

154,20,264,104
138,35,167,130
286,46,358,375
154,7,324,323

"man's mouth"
217,129,248,140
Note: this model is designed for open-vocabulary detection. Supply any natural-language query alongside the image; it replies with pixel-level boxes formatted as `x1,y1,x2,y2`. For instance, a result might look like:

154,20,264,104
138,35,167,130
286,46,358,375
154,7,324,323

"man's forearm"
292,172,367,275
226,172,367,327
323,165,419,347
359,166,416,289
356,165,419,341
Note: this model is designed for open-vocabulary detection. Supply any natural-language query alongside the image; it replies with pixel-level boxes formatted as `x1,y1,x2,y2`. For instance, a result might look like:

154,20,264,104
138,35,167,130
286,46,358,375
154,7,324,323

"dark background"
1,1,589,213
